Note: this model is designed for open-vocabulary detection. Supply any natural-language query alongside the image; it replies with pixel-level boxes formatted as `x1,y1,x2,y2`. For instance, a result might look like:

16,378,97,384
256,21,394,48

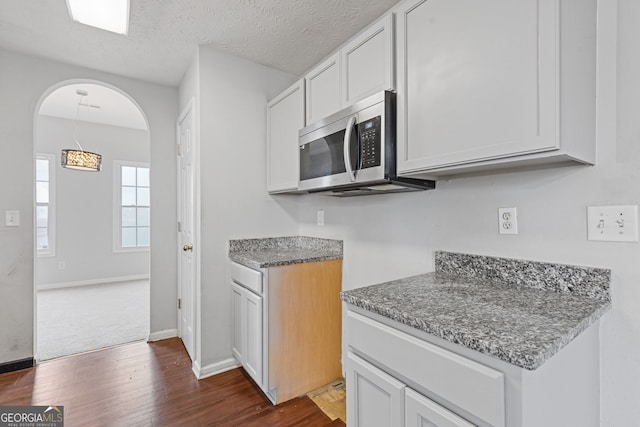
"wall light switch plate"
317,209,325,226
5,210,20,227
498,207,518,235
587,205,638,242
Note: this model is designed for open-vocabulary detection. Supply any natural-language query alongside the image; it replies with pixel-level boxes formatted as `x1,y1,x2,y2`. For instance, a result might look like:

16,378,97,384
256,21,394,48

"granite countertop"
341,251,611,370
229,236,343,269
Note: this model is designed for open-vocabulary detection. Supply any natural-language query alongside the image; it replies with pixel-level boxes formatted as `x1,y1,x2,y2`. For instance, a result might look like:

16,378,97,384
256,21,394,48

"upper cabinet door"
341,14,395,107
305,53,341,124
267,80,305,193
396,0,579,175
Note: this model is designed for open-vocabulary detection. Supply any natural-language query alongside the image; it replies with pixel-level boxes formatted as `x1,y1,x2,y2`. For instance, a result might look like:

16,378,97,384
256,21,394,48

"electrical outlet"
58,261,66,270
498,207,518,235
587,205,638,242
317,209,325,226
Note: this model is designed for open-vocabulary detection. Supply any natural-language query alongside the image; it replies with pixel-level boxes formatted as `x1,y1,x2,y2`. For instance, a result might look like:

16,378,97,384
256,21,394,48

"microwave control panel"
358,116,381,169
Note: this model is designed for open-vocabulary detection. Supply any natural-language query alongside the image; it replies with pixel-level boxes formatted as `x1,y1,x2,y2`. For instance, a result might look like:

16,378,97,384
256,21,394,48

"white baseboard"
147,329,178,342
192,357,241,380
37,274,150,291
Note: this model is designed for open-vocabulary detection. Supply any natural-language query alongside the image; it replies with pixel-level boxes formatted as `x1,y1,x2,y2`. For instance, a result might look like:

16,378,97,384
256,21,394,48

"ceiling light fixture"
66,0,130,35
61,90,102,172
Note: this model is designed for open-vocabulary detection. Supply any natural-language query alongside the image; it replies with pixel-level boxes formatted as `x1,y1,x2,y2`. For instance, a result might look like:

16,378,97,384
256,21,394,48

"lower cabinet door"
231,283,244,363
231,282,263,388
244,289,263,386
346,352,405,427
406,388,476,427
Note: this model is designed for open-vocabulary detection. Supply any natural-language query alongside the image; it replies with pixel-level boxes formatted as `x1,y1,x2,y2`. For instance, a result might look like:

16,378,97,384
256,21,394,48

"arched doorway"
33,80,151,361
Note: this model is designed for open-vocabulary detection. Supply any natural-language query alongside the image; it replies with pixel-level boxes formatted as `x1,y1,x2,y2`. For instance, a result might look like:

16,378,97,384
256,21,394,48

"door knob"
183,244,193,252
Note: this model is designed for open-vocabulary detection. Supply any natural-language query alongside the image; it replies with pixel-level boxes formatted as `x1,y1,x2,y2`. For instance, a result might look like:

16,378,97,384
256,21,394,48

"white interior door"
177,100,196,361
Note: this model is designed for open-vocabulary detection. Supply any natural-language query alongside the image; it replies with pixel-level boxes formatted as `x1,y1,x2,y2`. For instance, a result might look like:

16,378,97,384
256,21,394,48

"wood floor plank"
0,338,345,427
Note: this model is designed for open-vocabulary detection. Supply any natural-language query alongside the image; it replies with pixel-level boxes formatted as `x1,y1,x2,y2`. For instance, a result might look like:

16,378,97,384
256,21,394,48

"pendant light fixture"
61,89,102,172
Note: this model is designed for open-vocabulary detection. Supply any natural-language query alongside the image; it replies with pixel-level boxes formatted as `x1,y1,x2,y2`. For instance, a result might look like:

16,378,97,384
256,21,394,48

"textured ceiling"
0,0,402,87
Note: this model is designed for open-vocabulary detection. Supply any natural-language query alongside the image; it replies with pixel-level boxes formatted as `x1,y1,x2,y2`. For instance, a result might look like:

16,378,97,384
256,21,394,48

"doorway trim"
32,78,151,362
176,97,202,377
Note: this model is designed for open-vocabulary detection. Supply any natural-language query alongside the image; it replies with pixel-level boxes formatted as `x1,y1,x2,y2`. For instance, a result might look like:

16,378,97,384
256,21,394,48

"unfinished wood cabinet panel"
267,259,343,404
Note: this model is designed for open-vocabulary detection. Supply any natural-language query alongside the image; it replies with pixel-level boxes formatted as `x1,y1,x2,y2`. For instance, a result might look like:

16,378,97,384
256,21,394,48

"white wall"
603,0,640,424
193,46,298,369
35,116,150,286
298,0,639,423
0,49,178,364
179,50,199,114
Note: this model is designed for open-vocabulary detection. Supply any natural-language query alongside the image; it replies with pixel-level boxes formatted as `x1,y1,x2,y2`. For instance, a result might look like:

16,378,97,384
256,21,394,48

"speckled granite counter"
341,251,611,370
229,236,343,269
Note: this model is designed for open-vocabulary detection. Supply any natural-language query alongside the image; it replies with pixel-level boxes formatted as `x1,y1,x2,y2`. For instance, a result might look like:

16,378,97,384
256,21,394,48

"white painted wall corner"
192,358,241,380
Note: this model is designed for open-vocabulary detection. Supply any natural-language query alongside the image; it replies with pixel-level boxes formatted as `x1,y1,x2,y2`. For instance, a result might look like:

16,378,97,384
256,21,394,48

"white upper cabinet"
305,14,396,125
266,80,305,193
305,53,341,124
341,14,395,106
268,12,396,194
396,0,596,177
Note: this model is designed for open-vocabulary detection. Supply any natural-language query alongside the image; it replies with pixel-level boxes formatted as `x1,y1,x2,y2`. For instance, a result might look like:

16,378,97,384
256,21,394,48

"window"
114,161,150,251
36,153,56,256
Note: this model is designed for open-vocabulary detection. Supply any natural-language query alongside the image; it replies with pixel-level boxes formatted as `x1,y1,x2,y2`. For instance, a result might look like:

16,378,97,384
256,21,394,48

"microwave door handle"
343,115,357,182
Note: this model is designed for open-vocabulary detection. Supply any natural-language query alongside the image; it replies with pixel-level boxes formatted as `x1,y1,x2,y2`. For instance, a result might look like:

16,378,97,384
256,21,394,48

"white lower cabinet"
231,282,263,387
345,307,602,427
231,283,244,362
347,351,475,427
405,388,475,427
231,260,343,405
243,289,263,384
347,352,405,427
346,310,504,426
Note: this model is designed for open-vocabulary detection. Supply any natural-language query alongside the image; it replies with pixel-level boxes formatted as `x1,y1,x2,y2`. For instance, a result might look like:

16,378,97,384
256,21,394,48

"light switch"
5,210,20,227
587,205,638,242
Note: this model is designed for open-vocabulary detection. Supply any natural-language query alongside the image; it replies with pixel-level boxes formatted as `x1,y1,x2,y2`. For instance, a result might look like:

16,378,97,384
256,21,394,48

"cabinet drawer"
346,310,504,427
230,262,262,295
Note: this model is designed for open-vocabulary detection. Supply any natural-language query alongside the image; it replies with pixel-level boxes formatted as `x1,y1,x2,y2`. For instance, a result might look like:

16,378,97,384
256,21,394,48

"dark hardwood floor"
0,338,346,426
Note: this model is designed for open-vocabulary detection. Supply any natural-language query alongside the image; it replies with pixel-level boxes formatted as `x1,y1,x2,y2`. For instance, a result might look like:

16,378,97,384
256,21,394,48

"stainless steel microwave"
298,91,435,196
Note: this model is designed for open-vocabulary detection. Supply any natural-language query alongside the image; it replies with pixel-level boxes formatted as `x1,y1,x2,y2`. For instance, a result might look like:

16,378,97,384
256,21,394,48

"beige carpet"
37,279,150,361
